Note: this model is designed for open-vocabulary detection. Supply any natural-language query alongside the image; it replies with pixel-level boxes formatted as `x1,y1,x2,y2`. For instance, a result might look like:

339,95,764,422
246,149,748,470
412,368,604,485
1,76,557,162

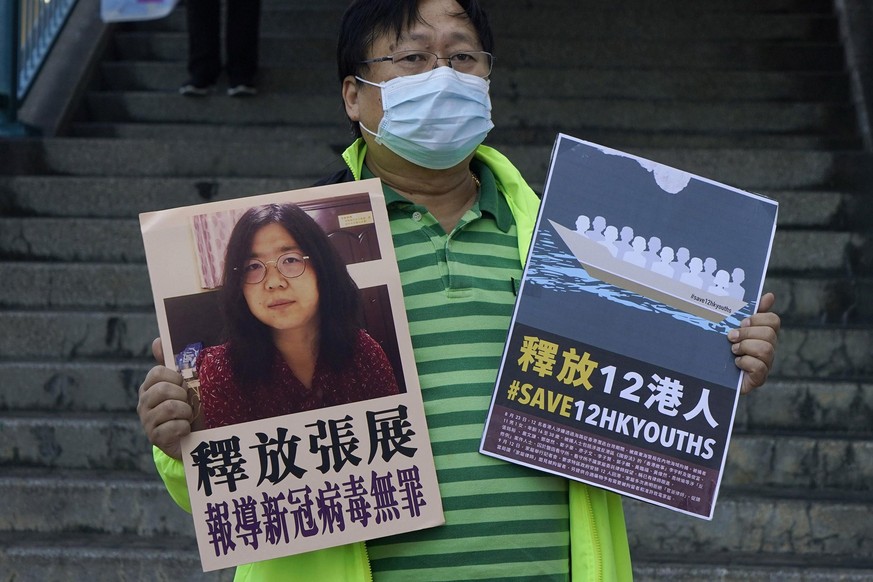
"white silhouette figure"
671,247,690,280
616,225,634,257
652,246,675,278
624,236,647,267
729,267,746,300
708,269,731,296
701,257,717,288
587,216,607,242
644,236,662,269
680,257,704,289
599,225,619,257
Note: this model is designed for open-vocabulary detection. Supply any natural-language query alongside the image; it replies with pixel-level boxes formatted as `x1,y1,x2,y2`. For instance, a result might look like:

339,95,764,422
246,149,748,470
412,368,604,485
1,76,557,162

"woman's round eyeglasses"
236,252,310,284
360,50,493,78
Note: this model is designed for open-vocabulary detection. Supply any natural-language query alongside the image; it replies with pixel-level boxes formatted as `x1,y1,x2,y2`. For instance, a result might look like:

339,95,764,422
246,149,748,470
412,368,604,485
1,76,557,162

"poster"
480,135,778,519
101,0,179,22
140,179,443,570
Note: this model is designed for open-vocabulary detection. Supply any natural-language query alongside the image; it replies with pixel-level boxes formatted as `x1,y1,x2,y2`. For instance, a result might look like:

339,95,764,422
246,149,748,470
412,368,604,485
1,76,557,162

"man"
179,0,260,96
138,1,780,580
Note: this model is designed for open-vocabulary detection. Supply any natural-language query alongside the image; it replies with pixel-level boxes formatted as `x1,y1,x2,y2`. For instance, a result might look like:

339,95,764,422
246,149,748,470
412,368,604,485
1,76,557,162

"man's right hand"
136,338,195,460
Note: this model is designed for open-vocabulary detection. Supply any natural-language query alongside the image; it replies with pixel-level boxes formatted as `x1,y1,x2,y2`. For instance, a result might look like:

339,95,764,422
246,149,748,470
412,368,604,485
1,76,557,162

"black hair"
337,0,494,136
220,204,360,386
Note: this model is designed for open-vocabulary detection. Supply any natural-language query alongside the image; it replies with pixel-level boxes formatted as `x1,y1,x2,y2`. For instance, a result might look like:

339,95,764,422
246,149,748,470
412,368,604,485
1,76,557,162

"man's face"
342,0,483,168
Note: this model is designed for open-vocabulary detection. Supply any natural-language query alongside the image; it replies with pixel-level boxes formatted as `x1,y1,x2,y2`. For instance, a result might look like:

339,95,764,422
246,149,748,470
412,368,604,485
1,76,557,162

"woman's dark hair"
220,203,360,386
337,0,494,137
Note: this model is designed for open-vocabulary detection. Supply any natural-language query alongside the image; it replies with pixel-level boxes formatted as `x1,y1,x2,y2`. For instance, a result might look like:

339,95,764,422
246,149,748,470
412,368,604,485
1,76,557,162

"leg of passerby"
180,0,222,96
225,0,261,96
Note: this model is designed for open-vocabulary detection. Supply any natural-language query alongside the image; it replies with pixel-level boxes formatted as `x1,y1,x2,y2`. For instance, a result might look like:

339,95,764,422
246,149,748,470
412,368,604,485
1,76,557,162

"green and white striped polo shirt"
364,161,571,581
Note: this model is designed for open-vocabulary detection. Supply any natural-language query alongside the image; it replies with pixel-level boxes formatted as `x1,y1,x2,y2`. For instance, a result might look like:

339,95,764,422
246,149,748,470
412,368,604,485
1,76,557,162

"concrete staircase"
1,0,872,579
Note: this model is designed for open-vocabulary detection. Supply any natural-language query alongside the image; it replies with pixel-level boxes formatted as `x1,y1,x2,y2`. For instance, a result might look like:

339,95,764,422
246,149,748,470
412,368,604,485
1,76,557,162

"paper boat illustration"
549,220,748,323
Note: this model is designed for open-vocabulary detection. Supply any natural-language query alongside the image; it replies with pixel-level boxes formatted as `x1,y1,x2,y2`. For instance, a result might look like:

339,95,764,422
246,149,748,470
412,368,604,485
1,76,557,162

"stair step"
2,175,866,229
485,0,834,10
769,190,854,228
491,70,853,101
1,469,865,558
491,129,861,152
632,557,873,582
67,123,355,145
502,100,855,135
0,260,867,323
82,92,344,125
765,276,873,324
725,434,873,490
6,538,866,582
0,138,340,179
0,263,153,308
734,380,873,432
0,469,193,536
0,360,148,412
499,40,846,72
0,311,157,359
624,488,873,558
96,62,855,102
0,311,871,378
0,531,230,582
0,316,861,380
0,217,143,262
0,176,310,217
2,413,871,489
109,33,846,72
133,7,839,41
0,413,153,472
78,93,858,138
489,13,840,41
111,34,334,65
2,140,865,191
0,369,868,431
500,146,867,191
130,7,343,38
774,326,873,379
1,216,864,273
773,230,869,273
69,121,862,151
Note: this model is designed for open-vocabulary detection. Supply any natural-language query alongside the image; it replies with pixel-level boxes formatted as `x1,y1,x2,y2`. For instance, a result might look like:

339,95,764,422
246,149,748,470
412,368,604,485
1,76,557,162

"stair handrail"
1,0,78,136
835,0,873,152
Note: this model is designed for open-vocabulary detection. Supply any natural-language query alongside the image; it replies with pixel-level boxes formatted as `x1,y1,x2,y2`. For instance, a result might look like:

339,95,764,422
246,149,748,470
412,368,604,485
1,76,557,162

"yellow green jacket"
152,140,633,582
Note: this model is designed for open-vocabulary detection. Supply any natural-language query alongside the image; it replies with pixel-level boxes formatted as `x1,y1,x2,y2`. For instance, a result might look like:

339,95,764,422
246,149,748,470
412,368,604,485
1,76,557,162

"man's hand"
728,292,781,395
136,338,195,460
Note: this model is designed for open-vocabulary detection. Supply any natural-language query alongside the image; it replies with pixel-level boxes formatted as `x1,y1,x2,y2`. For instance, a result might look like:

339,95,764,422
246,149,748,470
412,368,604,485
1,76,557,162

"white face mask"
356,67,494,170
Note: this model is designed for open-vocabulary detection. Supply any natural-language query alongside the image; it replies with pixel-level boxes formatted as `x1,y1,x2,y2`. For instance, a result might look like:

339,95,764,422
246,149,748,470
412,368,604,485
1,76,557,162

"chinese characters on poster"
141,180,444,570
481,135,778,519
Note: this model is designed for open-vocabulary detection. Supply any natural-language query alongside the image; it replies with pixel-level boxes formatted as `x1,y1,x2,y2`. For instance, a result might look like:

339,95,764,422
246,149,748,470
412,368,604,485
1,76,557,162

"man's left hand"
729,292,780,395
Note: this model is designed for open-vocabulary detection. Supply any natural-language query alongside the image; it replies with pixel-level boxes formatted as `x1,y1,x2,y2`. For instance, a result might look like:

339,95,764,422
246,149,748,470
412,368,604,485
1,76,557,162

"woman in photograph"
194,202,400,428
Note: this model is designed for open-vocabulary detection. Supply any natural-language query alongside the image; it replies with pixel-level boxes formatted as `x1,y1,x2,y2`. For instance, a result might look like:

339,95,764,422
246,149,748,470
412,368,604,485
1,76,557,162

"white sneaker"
179,82,214,96
227,84,257,97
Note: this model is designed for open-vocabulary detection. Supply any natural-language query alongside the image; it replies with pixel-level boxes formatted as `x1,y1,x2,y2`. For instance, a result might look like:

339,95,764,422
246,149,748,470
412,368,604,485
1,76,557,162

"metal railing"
1,0,78,134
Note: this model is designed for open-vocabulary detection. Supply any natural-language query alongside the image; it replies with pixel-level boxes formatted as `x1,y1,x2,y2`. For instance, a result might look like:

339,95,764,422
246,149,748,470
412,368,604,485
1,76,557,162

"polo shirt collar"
361,158,513,233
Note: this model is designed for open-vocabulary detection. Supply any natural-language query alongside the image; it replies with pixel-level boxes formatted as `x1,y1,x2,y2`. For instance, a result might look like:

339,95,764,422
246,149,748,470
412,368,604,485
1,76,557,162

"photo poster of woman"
139,179,444,571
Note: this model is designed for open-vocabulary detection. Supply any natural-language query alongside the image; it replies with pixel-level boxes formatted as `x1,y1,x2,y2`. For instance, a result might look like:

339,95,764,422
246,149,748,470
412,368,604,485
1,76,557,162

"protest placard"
101,0,178,22
481,135,778,519
140,179,443,570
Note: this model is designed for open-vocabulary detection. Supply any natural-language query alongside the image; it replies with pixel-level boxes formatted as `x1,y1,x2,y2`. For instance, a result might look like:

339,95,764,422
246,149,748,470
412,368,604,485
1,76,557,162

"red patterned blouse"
195,330,400,428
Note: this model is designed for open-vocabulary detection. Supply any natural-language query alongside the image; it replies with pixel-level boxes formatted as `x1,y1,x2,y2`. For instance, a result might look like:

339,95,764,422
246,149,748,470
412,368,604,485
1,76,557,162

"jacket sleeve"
152,445,193,513
152,445,374,582
569,481,633,582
